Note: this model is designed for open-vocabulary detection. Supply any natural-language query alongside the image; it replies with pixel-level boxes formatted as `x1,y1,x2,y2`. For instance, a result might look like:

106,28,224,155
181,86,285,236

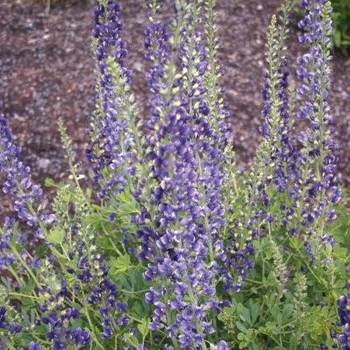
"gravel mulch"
0,0,349,217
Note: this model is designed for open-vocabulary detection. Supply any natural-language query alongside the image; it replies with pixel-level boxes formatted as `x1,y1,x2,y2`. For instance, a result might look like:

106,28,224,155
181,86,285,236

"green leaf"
249,301,260,324
131,301,144,318
118,201,139,217
98,235,117,251
289,237,303,251
333,28,343,48
110,254,131,274
282,304,293,324
289,335,297,349
270,305,280,320
71,318,83,329
44,177,56,187
124,333,139,348
47,228,65,245
236,321,248,333
20,278,36,296
332,245,348,259
115,187,133,203
137,318,149,337
66,274,77,288
242,305,251,325
117,275,132,290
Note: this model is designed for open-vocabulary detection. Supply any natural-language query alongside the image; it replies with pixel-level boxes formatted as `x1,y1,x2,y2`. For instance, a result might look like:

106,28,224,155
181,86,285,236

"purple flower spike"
337,290,350,348
138,4,234,348
0,113,55,241
294,0,341,261
28,342,42,350
88,1,136,199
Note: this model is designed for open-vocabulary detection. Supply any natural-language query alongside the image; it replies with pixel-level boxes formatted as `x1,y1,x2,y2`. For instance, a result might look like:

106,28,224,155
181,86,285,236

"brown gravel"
0,0,349,217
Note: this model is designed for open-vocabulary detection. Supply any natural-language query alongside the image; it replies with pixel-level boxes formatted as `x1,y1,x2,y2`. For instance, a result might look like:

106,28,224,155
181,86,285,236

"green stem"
8,292,41,300
82,298,106,350
9,243,40,287
7,266,24,287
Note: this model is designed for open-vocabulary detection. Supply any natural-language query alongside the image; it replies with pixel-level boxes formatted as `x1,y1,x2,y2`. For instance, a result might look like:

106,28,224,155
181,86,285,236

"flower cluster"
39,290,91,350
87,1,136,199
337,282,350,349
296,0,340,224
0,216,15,272
143,18,171,141
1,112,129,348
135,3,232,348
0,306,22,337
37,236,126,347
0,113,55,243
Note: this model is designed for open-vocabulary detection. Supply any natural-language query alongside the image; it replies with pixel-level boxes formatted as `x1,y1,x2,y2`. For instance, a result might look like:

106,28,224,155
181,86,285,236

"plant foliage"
331,0,350,53
0,0,349,349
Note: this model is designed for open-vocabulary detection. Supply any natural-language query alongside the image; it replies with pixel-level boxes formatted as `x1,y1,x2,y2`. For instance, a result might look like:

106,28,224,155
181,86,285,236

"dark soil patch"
0,0,349,217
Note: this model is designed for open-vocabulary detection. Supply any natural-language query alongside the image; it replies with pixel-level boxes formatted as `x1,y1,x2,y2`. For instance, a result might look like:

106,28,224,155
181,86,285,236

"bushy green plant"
332,0,350,53
0,0,349,349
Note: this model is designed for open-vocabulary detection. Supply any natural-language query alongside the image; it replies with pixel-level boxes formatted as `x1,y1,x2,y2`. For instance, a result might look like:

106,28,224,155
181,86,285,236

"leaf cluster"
332,0,350,54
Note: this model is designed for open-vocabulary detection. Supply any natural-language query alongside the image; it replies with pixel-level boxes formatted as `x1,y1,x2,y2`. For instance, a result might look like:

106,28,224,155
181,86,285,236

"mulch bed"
0,0,349,218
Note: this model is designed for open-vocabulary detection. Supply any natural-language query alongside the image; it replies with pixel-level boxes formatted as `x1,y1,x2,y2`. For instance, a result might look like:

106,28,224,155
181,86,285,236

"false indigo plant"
137,3,231,348
88,0,144,200
0,0,349,349
296,0,341,250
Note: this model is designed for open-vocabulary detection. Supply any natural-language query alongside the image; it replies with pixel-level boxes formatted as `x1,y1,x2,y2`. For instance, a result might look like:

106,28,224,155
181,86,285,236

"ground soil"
0,0,349,217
